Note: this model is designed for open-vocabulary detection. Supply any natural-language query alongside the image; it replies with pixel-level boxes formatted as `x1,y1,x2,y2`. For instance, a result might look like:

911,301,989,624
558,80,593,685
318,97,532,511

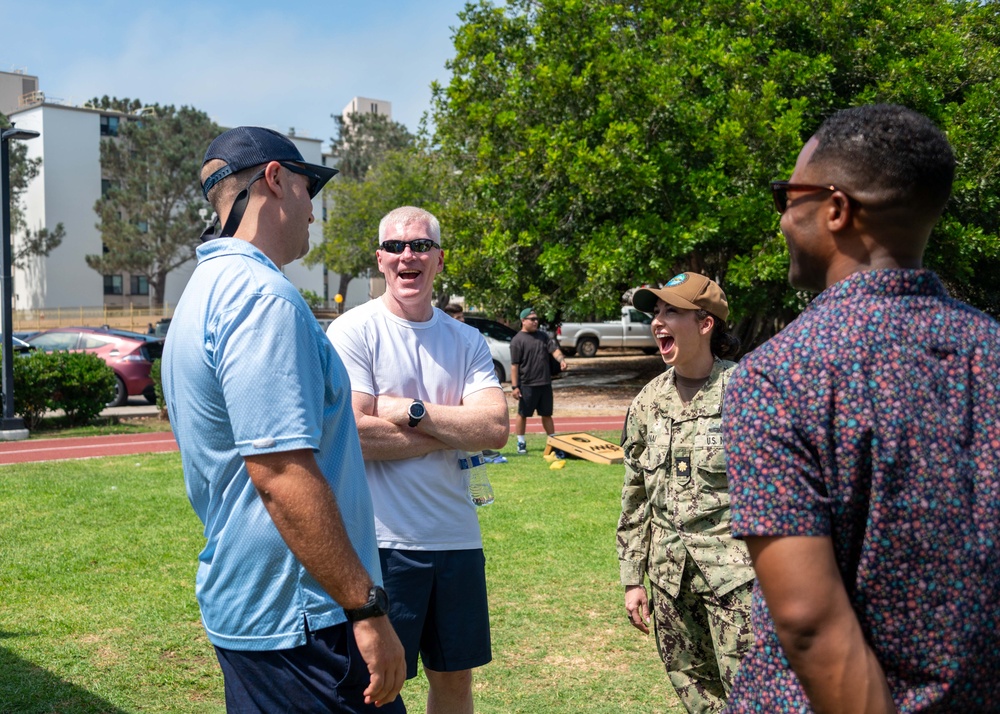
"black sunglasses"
279,161,324,198
379,239,441,254
770,180,859,214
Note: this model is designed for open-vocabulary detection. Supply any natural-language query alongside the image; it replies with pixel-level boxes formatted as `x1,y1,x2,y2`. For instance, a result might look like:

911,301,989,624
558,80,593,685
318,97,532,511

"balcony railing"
18,91,45,108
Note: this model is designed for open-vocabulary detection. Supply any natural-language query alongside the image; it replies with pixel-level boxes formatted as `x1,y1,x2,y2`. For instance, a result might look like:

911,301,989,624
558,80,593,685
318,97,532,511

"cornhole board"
544,432,624,465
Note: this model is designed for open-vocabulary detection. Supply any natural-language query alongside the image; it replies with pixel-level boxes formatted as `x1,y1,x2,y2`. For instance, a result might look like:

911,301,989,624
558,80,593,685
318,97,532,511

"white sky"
0,0,473,145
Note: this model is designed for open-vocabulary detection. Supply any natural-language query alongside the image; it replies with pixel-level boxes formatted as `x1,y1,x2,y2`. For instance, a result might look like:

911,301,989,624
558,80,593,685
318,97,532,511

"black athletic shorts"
518,384,554,417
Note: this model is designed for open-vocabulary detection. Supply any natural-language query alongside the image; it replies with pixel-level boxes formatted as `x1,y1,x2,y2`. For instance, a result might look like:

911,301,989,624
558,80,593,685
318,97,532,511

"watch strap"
343,585,389,622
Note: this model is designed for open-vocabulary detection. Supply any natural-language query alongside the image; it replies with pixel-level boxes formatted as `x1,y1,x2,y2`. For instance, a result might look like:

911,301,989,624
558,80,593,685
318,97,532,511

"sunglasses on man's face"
769,180,860,215
379,239,441,254
279,162,323,198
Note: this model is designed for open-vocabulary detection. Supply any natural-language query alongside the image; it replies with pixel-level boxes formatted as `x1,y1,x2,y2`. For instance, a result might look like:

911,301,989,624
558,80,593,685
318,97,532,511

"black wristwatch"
407,399,426,427
344,585,390,622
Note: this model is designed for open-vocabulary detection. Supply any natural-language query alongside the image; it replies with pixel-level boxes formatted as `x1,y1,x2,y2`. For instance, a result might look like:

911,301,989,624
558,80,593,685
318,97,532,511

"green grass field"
0,434,681,713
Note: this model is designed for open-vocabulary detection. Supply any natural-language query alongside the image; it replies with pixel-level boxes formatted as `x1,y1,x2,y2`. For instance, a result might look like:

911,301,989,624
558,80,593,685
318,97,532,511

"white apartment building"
1,69,373,313
340,96,391,125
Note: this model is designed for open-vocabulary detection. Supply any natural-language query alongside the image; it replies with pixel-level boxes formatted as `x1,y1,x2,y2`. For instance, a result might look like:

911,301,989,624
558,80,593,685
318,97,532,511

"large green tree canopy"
431,0,1000,346
88,102,219,308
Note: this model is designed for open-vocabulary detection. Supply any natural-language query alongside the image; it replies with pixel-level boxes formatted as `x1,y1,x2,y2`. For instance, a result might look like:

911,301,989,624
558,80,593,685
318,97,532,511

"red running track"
0,432,180,465
0,415,625,465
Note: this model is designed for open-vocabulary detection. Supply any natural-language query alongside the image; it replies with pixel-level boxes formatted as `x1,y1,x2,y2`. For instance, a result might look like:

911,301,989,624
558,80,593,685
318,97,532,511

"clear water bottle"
461,452,494,507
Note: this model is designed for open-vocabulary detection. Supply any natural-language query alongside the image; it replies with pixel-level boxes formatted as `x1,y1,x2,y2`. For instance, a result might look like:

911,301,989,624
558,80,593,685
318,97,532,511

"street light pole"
1,124,40,439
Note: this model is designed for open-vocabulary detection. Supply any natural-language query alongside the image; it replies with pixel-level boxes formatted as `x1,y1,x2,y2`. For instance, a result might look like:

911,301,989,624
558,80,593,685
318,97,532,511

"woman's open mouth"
657,334,675,354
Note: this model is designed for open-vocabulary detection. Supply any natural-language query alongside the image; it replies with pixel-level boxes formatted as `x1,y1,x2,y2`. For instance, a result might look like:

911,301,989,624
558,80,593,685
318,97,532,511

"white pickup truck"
556,307,656,358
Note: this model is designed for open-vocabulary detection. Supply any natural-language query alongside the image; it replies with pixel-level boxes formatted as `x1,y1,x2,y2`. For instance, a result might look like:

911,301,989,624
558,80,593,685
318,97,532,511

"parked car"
464,315,517,342
556,307,656,357
464,315,516,383
153,318,171,337
2,335,35,354
26,327,163,407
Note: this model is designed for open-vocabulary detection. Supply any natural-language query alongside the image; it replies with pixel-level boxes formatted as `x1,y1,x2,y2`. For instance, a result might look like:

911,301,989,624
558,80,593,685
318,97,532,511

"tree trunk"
336,273,353,314
151,272,168,311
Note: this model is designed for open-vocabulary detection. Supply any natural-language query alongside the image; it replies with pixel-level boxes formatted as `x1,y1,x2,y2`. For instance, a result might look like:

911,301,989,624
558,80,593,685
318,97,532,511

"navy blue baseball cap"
201,126,338,200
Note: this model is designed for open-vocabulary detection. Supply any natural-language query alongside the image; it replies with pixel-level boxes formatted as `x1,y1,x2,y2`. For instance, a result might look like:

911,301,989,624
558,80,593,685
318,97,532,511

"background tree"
331,111,415,180
88,101,219,308
308,111,437,303
84,96,144,113
431,0,1000,347
306,148,446,304
1,113,64,268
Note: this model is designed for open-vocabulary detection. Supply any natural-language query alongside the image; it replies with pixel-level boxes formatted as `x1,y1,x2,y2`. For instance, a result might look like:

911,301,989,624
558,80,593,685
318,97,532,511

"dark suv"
463,316,517,341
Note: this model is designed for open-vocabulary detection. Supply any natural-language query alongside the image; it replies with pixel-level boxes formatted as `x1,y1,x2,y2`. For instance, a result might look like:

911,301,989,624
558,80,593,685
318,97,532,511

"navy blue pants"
215,621,407,713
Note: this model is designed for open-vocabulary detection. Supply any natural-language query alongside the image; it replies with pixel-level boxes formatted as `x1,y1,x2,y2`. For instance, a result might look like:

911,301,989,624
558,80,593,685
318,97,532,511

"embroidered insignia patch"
666,273,688,287
675,455,692,484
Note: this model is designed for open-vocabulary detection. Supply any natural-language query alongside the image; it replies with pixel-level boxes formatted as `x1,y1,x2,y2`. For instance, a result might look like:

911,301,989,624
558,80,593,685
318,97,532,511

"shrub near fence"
53,353,117,425
10,351,62,428
150,358,167,417
7,351,116,428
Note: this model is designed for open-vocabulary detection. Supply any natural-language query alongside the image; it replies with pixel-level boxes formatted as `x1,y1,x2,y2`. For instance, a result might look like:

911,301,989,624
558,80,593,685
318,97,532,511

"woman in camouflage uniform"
616,273,753,714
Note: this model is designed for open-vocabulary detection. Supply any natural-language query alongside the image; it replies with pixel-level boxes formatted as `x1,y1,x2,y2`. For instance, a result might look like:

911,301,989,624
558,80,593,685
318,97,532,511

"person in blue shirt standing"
162,126,406,713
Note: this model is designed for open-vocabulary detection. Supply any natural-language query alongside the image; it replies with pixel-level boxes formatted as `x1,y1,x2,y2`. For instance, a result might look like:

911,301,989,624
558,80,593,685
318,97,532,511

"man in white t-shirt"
328,206,509,714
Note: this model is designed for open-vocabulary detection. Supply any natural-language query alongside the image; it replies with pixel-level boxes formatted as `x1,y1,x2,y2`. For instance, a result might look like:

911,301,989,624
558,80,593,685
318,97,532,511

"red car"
26,327,163,407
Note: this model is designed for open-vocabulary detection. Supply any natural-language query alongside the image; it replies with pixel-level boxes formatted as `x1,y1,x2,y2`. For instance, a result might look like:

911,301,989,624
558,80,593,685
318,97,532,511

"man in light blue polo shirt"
162,126,405,713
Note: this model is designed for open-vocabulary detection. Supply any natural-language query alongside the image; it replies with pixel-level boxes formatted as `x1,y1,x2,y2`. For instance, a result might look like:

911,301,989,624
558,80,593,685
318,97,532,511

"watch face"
409,401,425,419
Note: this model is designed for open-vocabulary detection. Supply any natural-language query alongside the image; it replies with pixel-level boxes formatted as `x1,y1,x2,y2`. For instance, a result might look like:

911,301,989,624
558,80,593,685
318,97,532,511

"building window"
371,103,378,114
103,275,123,295
100,115,119,137
130,275,149,296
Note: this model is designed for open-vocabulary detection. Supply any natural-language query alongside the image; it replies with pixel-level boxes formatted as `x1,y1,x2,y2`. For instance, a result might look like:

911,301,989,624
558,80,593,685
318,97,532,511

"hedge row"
5,351,116,428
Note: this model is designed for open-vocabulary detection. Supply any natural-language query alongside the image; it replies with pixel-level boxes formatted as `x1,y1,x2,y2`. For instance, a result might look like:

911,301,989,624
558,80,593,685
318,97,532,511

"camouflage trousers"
650,560,753,714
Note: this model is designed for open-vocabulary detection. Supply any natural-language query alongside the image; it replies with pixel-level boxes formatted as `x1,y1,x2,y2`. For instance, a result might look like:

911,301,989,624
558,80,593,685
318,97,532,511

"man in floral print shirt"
724,104,999,712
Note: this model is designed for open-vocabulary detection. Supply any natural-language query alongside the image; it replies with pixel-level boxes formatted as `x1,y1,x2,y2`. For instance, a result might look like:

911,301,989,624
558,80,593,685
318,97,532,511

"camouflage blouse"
617,359,754,598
